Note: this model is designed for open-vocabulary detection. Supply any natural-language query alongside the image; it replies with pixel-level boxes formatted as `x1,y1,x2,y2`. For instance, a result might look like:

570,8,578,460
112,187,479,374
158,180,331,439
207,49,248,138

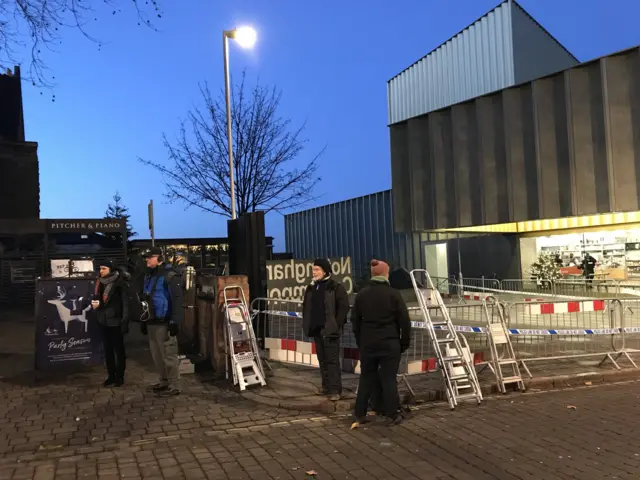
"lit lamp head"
229,26,257,49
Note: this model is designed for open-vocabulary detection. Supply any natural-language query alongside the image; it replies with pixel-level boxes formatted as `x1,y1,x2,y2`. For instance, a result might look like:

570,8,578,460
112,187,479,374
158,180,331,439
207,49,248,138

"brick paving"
3,316,640,479
3,364,640,480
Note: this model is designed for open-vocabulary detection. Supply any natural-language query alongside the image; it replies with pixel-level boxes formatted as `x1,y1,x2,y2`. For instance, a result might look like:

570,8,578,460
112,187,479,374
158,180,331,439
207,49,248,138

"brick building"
0,67,40,219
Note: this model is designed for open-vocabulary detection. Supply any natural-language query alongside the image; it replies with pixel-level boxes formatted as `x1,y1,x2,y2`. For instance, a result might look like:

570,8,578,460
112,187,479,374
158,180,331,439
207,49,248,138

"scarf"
370,276,389,284
310,274,331,288
94,271,120,304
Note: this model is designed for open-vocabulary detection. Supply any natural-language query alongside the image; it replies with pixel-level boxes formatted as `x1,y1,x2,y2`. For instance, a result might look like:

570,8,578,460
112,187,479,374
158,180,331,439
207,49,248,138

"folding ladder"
223,286,267,391
410,269,483,409
483,298,525,393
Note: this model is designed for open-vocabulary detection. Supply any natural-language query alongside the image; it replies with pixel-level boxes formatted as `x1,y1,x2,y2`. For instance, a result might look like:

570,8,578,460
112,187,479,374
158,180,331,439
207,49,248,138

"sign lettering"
46,219,124,232
266,257,353,300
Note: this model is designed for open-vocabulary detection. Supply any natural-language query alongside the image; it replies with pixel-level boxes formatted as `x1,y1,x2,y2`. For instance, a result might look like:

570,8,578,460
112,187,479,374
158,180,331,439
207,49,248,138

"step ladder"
482,298,525,393
223,286,267,391
410,269,483,409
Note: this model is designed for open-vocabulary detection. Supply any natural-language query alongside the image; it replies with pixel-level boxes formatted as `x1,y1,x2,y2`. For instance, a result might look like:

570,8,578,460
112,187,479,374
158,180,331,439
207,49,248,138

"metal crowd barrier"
250,293,640,392
504,297,637,376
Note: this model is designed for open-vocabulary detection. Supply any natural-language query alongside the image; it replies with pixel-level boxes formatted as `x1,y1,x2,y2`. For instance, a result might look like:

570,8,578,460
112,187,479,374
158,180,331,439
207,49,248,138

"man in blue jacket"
140,247,184,397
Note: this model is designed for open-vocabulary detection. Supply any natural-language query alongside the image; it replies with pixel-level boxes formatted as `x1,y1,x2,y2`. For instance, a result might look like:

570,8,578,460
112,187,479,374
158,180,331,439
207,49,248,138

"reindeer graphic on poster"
47,285,91,334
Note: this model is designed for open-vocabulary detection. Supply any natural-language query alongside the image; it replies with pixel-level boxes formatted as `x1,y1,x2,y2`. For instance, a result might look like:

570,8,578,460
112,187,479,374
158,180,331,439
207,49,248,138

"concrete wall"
390,46,640,232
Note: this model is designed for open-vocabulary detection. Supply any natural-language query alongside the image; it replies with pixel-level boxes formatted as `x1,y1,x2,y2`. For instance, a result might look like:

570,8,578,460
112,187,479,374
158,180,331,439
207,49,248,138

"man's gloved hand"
140,322,148,336
168,322,179,337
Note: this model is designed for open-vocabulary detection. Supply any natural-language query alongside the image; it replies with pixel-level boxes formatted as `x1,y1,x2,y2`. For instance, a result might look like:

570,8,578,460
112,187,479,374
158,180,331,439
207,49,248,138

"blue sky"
21,0,640,250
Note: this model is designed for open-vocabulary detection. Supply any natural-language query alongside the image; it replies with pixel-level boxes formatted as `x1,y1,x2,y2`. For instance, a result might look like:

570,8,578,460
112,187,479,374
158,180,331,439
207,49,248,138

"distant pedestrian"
139,247,184,397
580,253,597,288
302,258,350,401
352,259,411,425
92,260,130,387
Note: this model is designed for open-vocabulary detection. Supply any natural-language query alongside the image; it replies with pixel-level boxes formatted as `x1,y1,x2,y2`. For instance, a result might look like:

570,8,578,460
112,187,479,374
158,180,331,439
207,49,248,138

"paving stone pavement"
3,367,640,480
3,314,640,479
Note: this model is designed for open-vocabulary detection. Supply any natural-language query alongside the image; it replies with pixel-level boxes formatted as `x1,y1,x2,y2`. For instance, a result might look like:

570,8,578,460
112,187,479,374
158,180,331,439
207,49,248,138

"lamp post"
223,26,257,220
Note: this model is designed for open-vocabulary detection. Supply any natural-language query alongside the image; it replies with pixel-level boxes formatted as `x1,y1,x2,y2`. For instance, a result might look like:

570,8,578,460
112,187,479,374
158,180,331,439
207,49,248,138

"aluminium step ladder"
410,269,483,409
223,286,267,391
482,298,525,393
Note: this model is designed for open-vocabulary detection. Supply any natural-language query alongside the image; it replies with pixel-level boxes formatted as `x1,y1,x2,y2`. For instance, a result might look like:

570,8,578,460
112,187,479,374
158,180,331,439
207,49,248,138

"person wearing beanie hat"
352,259,411,425
93,260,130,387
302,258,350,401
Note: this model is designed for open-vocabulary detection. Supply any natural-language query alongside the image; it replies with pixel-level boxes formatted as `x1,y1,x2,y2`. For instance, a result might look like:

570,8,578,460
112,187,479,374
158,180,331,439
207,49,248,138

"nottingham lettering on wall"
46,219,125,233
266,257,353,300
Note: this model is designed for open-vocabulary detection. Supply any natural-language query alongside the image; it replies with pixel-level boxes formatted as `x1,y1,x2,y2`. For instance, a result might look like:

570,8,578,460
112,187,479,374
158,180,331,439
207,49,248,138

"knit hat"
99,260,114,272
313,258,332,277
370,259,390,277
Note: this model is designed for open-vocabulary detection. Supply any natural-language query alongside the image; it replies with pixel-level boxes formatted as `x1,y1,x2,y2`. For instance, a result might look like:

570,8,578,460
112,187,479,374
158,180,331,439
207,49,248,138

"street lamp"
223,26,257,220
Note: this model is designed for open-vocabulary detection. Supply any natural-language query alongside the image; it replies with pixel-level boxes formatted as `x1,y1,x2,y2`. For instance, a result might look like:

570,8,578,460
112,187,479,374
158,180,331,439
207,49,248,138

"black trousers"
354,343,401,418
102,326,126,379
313,335,342,394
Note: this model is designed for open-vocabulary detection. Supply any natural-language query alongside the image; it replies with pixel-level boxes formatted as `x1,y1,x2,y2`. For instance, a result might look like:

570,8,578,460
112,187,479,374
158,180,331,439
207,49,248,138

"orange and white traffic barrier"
463,291,492,301
264,338,319,366
526,300,606,315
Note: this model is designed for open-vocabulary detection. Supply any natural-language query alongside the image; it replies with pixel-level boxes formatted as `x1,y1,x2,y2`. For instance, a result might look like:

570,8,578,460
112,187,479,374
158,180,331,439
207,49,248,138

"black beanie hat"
313,258,332,276
99,260,114,272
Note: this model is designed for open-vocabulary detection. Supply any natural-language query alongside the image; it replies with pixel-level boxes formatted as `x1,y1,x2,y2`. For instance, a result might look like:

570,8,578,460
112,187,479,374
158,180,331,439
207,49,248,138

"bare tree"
0,0,162,86
139,73,322,218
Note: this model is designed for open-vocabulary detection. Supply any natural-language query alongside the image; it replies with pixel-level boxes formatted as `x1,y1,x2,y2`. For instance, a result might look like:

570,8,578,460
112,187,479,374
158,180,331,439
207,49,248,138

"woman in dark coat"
92,260,130,387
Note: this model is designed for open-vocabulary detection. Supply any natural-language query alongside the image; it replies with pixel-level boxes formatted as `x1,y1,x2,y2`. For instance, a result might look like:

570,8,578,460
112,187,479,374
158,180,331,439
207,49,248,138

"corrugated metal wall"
390,46,640,232
387,0,515,125
284,190,423,281
387,0,579,125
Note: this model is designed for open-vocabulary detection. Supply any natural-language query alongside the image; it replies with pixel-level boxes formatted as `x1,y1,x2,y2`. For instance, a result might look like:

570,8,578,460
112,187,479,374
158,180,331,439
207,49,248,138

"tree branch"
139,72,323,218
0,0,162,87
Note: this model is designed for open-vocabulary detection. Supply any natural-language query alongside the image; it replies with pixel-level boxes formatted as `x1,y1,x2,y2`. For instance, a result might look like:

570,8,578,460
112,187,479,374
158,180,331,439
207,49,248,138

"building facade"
0,67,40,219
284,191,423,282
387,0,577,124
286,0,588,281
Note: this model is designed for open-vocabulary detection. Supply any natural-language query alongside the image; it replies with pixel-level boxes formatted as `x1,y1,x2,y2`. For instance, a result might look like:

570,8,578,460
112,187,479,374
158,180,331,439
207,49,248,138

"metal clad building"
387,0,578,125
284,191,422,281
390,46,640,233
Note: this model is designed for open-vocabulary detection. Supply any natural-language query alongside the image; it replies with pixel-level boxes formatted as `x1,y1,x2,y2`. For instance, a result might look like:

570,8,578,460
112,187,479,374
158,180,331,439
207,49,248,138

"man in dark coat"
352,259,411,425
580,253,597,288
92,260,130,387
302,258,350,401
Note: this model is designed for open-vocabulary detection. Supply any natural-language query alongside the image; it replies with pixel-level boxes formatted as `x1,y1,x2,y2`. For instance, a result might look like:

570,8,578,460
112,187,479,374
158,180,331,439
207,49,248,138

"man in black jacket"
92,260,130,387
352,259,411,425
302,258,350,401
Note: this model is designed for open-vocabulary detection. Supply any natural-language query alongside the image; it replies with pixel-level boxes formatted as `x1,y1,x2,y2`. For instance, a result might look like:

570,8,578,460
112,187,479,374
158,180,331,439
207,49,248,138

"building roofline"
285,189,392,217
387,0,510,84
387,0,578,84
511,1,579,63
388,44,640,125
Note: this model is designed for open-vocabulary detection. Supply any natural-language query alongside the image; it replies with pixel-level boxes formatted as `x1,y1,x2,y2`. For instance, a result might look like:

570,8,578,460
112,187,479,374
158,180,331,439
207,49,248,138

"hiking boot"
156,388,180,398
147,384,168,393
385,414,403,426
327,393,341,402
114,377,124,387
353,414,371,425
103,377,116,387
